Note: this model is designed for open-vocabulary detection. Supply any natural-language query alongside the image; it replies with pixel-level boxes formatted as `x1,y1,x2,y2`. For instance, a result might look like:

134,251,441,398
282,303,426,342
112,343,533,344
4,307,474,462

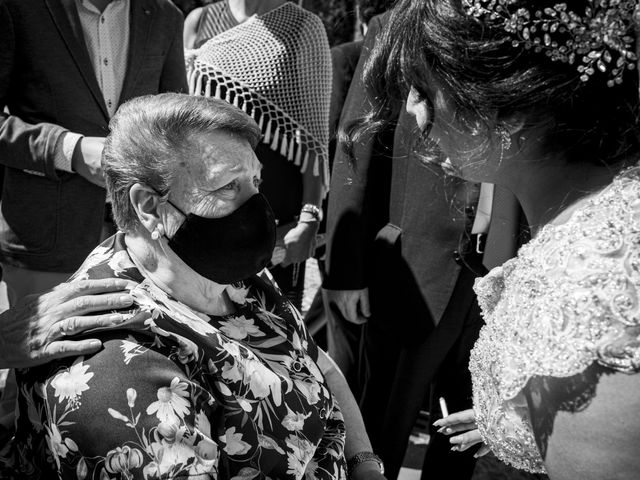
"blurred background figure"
0,0,187,302
329,0,393,133
301,0,393,356
323,12,486,480
183,0,331,311
0,0,187,446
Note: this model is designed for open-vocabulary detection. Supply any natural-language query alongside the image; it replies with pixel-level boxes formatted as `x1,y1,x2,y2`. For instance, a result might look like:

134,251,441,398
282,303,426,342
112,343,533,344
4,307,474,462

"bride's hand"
433,409,490,457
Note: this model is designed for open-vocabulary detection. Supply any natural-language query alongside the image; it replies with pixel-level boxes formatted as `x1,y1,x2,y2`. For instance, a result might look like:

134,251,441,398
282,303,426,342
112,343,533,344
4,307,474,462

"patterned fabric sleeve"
256,268,320,363
12,332,220,480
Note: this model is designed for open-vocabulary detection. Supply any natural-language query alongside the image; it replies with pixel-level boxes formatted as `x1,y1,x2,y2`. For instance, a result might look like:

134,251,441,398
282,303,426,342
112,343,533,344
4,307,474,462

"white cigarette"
439,397,449,418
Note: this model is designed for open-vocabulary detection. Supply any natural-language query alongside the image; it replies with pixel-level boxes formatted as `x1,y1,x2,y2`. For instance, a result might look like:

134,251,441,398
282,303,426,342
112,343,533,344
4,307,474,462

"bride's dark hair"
348,0,640,166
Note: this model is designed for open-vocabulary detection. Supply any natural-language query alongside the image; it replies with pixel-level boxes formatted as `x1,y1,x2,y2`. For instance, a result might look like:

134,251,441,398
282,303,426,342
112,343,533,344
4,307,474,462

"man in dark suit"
329,0,393,141
303,0,391,354
323,13,485,480
0,0,187,302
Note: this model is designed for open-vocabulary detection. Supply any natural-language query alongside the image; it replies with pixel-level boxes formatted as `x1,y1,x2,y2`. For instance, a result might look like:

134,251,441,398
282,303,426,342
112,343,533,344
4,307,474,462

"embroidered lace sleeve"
470,168,640,473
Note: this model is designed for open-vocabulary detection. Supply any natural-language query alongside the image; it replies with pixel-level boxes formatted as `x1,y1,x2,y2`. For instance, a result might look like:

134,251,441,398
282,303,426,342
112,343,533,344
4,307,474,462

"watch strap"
347,451,384,477
300,203,322,222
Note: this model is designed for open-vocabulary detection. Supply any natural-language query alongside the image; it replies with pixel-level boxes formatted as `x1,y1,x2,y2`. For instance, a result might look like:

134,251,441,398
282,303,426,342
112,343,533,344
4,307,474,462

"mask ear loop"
152,192,181,259
152,223,172,259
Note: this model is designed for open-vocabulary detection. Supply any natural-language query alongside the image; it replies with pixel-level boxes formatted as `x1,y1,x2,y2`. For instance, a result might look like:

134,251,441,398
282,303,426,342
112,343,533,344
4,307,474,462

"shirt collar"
76,0,125,15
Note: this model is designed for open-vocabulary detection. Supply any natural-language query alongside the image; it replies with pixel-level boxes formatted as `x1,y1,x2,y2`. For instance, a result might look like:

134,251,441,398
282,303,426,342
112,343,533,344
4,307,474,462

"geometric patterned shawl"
187,3,333,187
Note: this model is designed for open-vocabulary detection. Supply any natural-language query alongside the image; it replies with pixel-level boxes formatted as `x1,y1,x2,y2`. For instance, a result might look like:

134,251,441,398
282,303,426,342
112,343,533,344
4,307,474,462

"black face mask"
165,193,276,285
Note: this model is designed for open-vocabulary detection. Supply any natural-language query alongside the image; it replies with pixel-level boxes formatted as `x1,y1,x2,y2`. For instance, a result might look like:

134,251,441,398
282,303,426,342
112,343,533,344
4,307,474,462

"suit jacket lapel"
45,0,109,120
120,0,154,103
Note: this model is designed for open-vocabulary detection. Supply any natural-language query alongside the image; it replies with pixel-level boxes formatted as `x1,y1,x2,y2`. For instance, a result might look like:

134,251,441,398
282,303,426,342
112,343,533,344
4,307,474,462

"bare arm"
530,370,640,480
317,348,386,479
282,152,324,266
301,151,324,209
183,7,203,50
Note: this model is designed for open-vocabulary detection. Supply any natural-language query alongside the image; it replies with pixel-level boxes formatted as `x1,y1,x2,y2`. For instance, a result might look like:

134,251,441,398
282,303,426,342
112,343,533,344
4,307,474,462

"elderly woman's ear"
129,183,164,236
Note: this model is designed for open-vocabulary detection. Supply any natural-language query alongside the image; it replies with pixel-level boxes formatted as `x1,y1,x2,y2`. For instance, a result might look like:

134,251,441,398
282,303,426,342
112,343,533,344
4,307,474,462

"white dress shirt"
76,0,130,117
472,182,494,234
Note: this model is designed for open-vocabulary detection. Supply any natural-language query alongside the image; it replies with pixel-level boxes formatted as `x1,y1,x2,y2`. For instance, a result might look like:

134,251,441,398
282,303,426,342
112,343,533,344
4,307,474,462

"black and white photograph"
0,1,639,479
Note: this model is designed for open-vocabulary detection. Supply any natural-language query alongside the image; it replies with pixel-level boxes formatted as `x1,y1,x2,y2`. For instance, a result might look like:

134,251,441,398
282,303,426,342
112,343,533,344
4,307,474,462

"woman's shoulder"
287,3,324,24
524,164,640,335
184,7,204,49
474,166,640,389
13,330,218,479
20,330,190,395
470,168,640,473
68,233,143,284
269,2,328,39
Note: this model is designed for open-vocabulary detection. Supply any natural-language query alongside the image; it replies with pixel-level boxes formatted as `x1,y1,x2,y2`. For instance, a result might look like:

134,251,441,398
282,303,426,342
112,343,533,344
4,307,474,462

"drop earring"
495,125,512,164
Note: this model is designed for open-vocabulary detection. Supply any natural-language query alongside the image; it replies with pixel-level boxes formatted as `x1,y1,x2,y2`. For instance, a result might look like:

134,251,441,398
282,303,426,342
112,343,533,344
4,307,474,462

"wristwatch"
347,451,384,477
299,203,323,223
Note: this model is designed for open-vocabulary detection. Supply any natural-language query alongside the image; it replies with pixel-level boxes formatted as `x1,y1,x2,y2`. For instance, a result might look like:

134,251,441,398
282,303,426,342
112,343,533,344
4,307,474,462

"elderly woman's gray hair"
103,93,261,232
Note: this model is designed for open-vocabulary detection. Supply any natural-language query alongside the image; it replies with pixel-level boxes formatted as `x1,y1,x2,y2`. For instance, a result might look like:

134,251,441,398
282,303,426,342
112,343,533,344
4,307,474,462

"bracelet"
300,203,322,223
347,451,384,478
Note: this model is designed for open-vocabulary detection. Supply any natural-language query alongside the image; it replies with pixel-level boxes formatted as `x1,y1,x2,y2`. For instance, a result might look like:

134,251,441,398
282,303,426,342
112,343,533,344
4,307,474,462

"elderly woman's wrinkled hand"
282,221,319,266
433,408,490,457
0,278,148,369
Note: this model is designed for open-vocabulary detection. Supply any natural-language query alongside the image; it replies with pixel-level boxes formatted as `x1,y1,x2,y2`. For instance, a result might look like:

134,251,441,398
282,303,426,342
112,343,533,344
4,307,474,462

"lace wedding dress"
470,167,640,473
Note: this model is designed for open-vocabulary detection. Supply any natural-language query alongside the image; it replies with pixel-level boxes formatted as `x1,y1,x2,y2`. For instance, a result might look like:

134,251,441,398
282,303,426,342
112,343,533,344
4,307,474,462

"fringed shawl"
187,3,332,188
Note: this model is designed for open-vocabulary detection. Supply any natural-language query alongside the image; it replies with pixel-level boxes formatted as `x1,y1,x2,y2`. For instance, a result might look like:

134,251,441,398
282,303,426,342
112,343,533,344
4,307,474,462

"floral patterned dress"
1,233,346,480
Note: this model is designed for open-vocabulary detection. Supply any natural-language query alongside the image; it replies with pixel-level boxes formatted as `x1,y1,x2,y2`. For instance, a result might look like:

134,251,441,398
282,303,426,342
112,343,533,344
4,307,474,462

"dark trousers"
421,293,484,480
325,300,365,398
360,252,486,480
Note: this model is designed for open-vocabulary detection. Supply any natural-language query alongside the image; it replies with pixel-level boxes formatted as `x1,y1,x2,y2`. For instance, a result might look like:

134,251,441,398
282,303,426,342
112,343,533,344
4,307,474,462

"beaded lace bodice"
470,167,640,473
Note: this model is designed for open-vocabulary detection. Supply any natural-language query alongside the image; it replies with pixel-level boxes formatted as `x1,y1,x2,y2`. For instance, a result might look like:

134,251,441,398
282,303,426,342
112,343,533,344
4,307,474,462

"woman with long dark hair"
355,1,640,478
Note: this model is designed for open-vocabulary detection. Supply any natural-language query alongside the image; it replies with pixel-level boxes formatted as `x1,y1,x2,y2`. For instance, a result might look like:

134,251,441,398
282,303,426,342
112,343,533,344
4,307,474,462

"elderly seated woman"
4,94,384,480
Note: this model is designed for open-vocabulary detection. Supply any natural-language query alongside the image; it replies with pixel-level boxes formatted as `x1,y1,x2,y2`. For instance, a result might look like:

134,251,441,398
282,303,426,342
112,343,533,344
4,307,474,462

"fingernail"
88,340,102,350
108,314,126,325
119,295,133,304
